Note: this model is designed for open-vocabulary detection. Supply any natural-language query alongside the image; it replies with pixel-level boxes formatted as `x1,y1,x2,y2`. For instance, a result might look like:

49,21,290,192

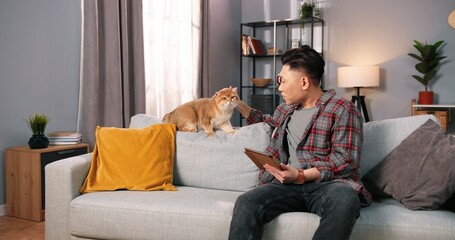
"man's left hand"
264,163,299,184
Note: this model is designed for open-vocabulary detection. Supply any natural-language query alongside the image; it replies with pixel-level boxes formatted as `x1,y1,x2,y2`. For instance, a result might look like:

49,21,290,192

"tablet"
244,148,281,170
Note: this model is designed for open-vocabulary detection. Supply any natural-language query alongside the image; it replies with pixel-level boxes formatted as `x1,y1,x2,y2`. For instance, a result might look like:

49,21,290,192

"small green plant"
299,2,314,20
408,40,446,91
25,113,49,136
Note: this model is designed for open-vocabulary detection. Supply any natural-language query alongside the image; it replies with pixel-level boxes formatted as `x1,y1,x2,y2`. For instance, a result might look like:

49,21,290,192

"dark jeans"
228,180,361,240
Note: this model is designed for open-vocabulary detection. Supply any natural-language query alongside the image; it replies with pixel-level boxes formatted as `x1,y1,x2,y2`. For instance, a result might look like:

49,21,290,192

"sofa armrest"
45,153,92,240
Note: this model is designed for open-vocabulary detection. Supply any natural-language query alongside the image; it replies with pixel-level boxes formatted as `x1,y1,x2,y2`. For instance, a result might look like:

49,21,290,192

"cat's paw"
204,129,215,137
180,127,197,132
224,129,236,134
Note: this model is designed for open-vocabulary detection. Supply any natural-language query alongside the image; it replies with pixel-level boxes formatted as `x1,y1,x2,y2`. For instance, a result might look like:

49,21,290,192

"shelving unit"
240,17,324,125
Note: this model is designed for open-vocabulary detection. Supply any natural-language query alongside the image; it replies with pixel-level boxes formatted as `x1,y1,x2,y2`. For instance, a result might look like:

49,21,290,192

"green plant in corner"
408,40,446,92
25,113,49,136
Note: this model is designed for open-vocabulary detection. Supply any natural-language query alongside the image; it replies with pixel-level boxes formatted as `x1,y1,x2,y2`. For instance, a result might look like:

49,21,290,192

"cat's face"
214,87,239,110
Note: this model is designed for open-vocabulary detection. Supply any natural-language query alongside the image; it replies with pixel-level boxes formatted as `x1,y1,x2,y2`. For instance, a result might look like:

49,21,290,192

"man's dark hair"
281,45,325,83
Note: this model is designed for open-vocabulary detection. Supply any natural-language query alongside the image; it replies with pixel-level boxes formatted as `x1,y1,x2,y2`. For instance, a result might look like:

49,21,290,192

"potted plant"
299,2,314,26
25,113,50,149
408,40,446,104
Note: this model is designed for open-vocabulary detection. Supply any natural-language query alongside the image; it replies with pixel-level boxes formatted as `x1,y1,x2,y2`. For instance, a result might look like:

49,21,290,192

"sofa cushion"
129,114,162,128
80,124,177,193
364,119,455,210
173,122,272,191
69,187,455,240
69,186,320,240
70,187,240,240
360,114,438,177
129,114,272,192
351,198,455,240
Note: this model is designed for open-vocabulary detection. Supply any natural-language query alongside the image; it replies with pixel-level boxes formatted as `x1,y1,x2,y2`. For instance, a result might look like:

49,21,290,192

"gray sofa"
45,114,455,240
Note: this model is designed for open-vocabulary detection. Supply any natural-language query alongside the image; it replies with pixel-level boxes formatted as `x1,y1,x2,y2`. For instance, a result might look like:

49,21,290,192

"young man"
229,46,371,240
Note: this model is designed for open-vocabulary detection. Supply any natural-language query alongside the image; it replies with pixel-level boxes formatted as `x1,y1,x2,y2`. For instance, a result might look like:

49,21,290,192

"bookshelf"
239,17,324,125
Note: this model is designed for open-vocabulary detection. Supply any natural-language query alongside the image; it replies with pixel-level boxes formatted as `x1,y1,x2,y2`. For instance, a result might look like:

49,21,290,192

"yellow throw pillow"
80,124,177,193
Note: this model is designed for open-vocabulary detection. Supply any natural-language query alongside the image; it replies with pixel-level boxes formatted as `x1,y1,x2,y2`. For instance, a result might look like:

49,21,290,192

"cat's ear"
228,86,236,91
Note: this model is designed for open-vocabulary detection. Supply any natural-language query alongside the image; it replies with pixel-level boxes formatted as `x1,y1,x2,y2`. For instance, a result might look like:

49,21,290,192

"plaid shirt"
247,89,372,206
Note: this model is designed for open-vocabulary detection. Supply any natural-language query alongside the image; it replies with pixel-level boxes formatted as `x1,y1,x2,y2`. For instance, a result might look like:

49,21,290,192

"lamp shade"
338,66,380,88
449,10,455,29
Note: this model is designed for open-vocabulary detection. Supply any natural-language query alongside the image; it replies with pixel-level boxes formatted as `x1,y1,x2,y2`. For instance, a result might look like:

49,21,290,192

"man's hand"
233,98,252,118
264,163,299,184
265,163,321,184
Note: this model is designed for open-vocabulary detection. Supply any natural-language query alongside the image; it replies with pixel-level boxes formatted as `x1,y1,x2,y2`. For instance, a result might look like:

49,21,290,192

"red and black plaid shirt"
247,89,372,206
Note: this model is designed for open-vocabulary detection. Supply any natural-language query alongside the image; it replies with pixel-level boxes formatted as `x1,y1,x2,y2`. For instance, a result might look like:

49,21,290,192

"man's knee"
323,183,361,217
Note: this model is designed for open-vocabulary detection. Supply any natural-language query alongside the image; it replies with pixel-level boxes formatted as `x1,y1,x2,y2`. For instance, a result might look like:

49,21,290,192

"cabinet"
411,99,454,132
240,17,324,125
5,143,89,221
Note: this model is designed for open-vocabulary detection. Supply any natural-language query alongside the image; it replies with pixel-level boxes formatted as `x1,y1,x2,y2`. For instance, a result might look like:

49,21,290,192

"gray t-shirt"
286,106,317,168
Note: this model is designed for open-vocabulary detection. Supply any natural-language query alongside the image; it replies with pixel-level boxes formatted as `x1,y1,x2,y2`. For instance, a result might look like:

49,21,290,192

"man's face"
277,65,305,105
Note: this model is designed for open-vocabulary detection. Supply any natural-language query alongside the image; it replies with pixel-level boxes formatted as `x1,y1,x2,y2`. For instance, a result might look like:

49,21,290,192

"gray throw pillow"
364,119,455,210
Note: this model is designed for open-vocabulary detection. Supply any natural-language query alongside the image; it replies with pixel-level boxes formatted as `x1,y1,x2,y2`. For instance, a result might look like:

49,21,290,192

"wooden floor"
0,216,44,240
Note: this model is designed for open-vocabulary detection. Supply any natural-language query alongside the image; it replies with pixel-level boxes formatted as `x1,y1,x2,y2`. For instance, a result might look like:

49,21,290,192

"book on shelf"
49,140,82,145
242,34,250,55
47,131,82,145
246,35,266,55
47,131,81,138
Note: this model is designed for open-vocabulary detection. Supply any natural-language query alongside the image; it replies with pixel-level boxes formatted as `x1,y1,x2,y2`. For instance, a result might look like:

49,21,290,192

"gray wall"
0,0,243,208
207,0,243,125
0,0,81,206
241,0,455,130
208,0,242,95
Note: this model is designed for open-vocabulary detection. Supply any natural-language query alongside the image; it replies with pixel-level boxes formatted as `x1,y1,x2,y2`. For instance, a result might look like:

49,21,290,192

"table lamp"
338,66,380,122
449,10,455,29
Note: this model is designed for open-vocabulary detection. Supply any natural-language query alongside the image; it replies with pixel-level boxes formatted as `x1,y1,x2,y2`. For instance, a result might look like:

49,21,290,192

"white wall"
0,0,81,206
242,0,455,131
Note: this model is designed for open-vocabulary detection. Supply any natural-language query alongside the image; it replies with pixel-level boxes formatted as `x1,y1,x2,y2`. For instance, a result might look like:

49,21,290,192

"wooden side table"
5,143,90,221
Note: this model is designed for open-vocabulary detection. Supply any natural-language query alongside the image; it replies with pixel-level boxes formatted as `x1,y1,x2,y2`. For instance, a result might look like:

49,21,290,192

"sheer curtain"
142,0,203,118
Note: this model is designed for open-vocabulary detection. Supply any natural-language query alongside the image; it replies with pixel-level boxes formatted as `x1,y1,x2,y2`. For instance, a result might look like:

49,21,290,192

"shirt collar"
290,89,336,109
316,89,336,107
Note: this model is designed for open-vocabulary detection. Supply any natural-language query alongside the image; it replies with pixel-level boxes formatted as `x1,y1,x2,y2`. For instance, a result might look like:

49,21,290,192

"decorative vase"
28,134,49,149
418,91,433,104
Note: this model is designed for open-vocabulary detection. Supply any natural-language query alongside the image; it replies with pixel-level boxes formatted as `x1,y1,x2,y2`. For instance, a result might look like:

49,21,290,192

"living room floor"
0,216,44,240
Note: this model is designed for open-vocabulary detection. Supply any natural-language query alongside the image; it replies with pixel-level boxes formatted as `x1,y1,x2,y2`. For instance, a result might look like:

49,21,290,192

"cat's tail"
162,112,171,123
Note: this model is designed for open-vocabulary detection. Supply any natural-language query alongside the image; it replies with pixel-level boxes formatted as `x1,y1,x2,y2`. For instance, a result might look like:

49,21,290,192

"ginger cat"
163,87,238,136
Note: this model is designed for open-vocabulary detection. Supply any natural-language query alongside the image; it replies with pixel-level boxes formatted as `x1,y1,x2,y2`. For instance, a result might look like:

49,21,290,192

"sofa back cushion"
130,114,272,191
360,114,438,177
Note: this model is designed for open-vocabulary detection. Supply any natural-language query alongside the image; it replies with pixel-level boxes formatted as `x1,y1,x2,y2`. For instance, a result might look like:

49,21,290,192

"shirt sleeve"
247,104,288,127
310,106,363,182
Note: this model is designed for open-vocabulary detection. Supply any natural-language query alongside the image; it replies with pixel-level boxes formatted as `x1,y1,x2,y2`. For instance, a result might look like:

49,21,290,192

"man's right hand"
233,98,252,118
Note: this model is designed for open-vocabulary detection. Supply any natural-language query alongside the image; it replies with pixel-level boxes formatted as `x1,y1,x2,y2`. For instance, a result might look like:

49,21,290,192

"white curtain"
142,0,202,118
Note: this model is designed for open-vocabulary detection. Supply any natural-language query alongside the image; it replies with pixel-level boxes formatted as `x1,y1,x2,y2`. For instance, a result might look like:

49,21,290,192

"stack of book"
241,34,266,55
47,131,82,145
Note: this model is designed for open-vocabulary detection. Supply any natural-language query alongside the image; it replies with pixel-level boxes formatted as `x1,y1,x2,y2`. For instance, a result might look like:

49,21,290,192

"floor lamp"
338,66,380,122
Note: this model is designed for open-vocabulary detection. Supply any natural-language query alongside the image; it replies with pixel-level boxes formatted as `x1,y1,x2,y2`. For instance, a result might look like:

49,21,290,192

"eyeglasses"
276,74,283,85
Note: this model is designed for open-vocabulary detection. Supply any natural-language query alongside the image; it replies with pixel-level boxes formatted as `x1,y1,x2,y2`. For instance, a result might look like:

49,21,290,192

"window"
142,0,202,118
